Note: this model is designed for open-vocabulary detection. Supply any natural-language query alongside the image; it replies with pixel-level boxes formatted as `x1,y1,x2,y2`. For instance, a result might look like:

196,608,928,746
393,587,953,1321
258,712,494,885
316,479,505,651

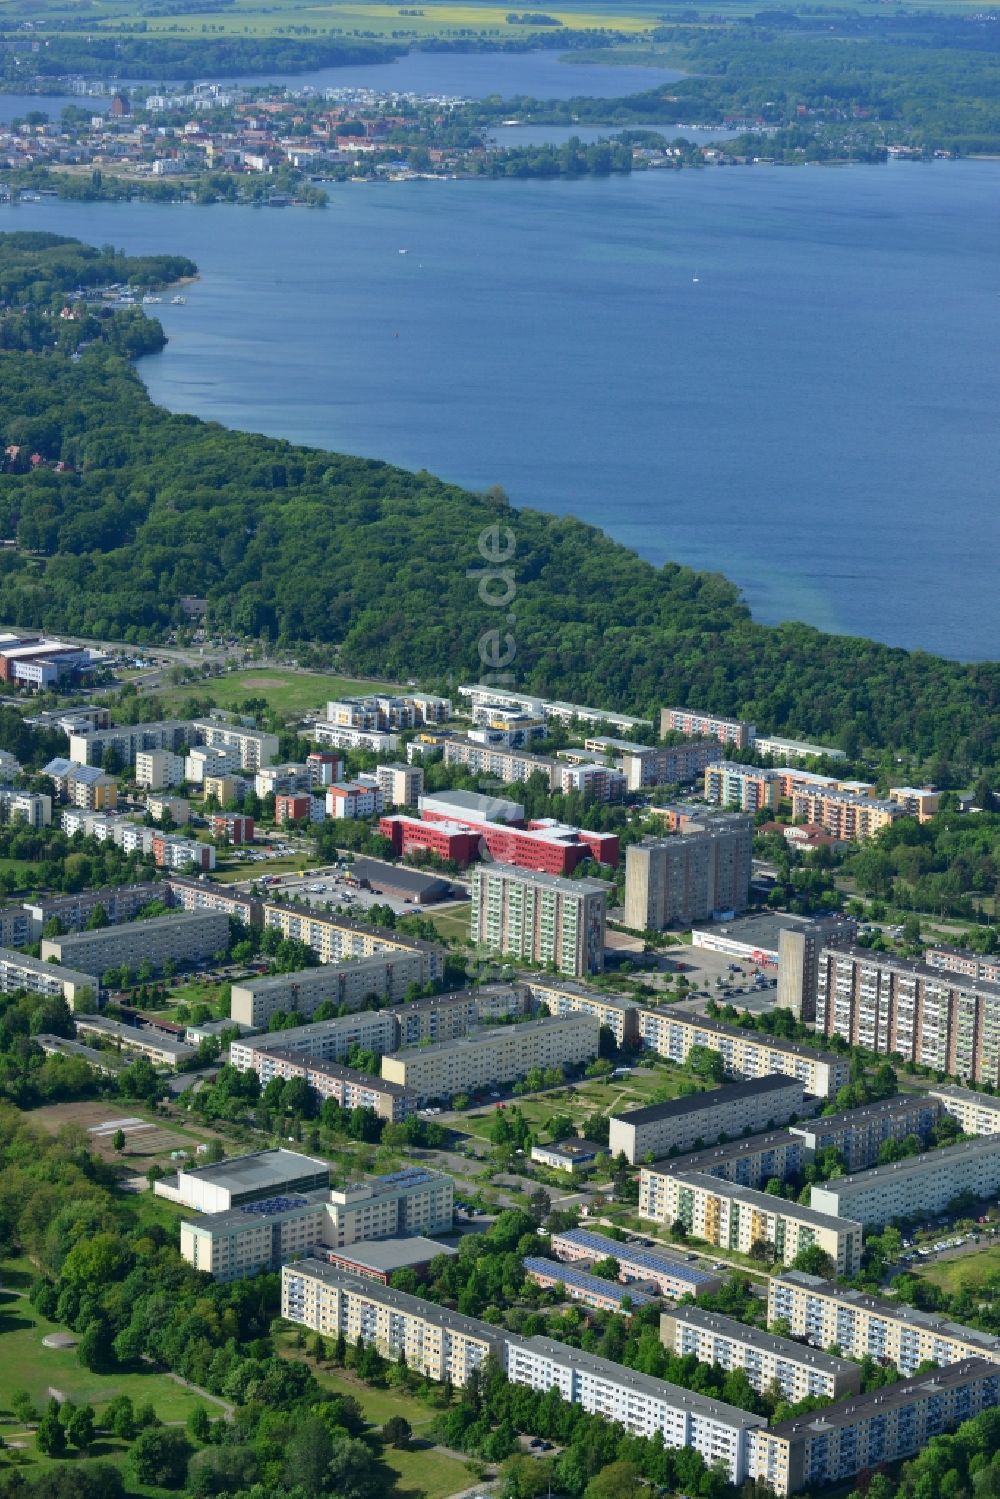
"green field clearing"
0,1277,217,1427
917,1244,1000,1296
425,904,471,942
213,855,311,883
148,667,403,720
459,1065,690,1139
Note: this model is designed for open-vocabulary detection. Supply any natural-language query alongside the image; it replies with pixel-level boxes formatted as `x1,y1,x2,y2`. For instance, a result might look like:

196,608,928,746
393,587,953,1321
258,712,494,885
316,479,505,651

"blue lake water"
11,158,1000,661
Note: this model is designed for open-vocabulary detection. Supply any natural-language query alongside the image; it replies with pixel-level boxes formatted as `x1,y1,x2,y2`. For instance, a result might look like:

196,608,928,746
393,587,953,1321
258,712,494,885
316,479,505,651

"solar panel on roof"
239,1195,309,1216
523,1258,653,1307
555,1229,717,1285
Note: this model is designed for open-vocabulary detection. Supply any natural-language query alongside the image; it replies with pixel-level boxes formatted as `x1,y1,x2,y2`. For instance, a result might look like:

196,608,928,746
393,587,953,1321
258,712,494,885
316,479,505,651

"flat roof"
0,946,96,987
286,1259,497,1345
671,1172,862,1234
510,1333,766,1429
766,1359,996,1439
178,1147,330,1192
645,1127,801,1177
929,1084,1000,1110
329,1235,457,1273
612,1074,800,1129
351,857,451,896
231,958,400,996
649,1007,847,1069
524,1257,653,1306
660,1305,857,1374
534,1139,604,1159
773,1270,1000,1355
811,1136,1000,1195
827,946,1000,999
55,909,224,947
184,1188,330,1234
262,901,442,955
551,1228,720,1286
73,1014,195,1056
473,863,609,897
698,912,823,948
259,1048,410,1098
419,788,524,820
522,975,638,1012
389,1013,597,1060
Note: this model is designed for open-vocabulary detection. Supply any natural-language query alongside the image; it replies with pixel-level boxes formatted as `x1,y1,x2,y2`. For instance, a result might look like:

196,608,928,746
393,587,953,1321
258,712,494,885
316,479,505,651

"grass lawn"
383,1441,472,1499
918,1244,1000,1296
148,668,403,720
425,904,471,943
0,1280,215,1425
213,855,311,883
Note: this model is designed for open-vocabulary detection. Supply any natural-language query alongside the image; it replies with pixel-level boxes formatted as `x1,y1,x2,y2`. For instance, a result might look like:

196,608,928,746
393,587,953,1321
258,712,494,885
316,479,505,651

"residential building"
22,881,162,938
889,786,941,822
624,817,753,931
375,763,424,808
325,694,450,732
326,782,383,820
530,1139,606,1173
186,745,239,783
637,1006,851,1099
458,684,650,734
380,1013,601,1102
255,763,312,798
324,1167,455,1247
767,1269,1000,1374
925,944,1000,987
753,735,845,764
62,765,118,812
587,737,719,791
609,1076,805,1166
155,1147,331,1212
524,1257,652,1313
468,704,546,748
147,794,190,825
523,974,640,1048
750,1361,1000,1497
311,722,399,754
379,815,481,869
441,736,562,791
703,762,781,814
0,786,51,828
470,864,607,977
135,750,185,790
0,947,97,1009
928,1084,1000,1136
209,812,254,844
203,774,240,805
639,1131,805,1209
73,1013,196,1065
260,903,444,984
306,752,344,787
152,833,216,872
659,1306,860,1403
69,719,192,769
659,707,754,749
776,914,859,1022
642,1172,862,1276
815,945,1000,1085
0,750,20,780
790,787,906,842
192,718,279,771
41,909,229,977
229,952,426,1028
809,1136,1000,1225
165,876,261,925
557,762,627,803
0,904,34,947
788,1094,940,1173
247,1048,413,1120
548,1228,724,1300
693,911,849,974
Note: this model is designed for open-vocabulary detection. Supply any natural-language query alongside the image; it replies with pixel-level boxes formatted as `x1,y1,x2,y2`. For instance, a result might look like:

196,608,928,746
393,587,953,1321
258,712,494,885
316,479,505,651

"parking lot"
254,867,417,919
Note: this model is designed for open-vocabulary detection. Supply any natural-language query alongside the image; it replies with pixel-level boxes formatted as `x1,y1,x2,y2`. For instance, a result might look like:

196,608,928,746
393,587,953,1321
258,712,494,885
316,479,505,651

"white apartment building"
324,1167,454,1247
69,719,192,768
0,786,52,828
753,735,845,764
929,1083,1000,1136
809,1136,1000,1225
470,863,607,978
658,1306,860,1403
230,1010,398,1070
639,1131,806,1207
255,763,312,797
42,909,229,977
524,974,640,1047
326,782,383,819
458,684,650,734
312,722,399,753
636,1006,850,1099
380,1013,601,1103
375,763,424,808
229,951,425,1028
185,745,239,783
645,1171,863,1276
608,1075,805,1165
260,903,444,984
135,750,185,790
768,1269,1000,1374
0,946,96,1009
192,719,279,771
441,736,562,791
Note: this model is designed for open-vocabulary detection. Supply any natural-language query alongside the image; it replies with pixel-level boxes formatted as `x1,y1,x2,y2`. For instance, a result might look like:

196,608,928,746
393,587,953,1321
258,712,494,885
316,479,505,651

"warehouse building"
809,1136,1000,1226
767,1270,1000,1374
380,1013,601,1103
41,909,229,978
548,1227,723,1300
636,1006,850,1099
750,1360,1000,1497
643,1172,862,1276
788,1094,940,1173
658,1306,860,1403
608,1075,805,1165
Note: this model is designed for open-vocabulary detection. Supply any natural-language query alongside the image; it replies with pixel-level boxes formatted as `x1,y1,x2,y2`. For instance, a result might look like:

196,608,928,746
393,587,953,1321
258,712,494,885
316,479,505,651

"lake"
11,159,1000,661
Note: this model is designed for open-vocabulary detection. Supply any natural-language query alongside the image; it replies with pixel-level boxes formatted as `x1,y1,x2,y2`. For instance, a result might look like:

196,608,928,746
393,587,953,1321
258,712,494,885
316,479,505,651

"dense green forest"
0,35,404,82
0,233,998,765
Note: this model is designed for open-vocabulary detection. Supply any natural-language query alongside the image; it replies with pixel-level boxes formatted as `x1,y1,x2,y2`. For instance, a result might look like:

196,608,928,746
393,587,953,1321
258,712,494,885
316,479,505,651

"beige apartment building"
928,1083,1000,1136
644,1170,863,1276
380,1012,601,1102
639,1130,806,1208
788,1092,939,1173
470,864,607,977
229,952,425,1028
815,944,1000,1085
41,909,230,978
750,1360,1000,1497
810,1136,1000,1225
608,1075,805,1165
790,787,906,842
636,1005,850,1099
135,750,185,790
0,947,97,1009
523,974,640,1047
658,1306,860,1404
192,719,279,771
624,816,753,931
261,902,444,984
442,736,562,790
375,763,424,808
767,1269,1000,1373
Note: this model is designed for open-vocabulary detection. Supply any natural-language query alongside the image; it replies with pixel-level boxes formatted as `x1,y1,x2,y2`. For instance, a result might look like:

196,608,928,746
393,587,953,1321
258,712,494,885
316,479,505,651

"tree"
584,1461,646,1499
112,1127,126,1153
106,1394,137,1440
36,1409,67,1456
127,1427,191,1488
382,1415,412,1449
187,1403,212,1443
688,1044,726,1084
78,1317,116,1373
792,1244,835,1277
11,1389,38,1425
283,1415,333,1498
66,1404,96,1451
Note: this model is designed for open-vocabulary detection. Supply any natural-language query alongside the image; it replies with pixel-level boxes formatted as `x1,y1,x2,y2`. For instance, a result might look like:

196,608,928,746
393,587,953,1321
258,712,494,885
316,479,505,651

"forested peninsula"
0,232,997,766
